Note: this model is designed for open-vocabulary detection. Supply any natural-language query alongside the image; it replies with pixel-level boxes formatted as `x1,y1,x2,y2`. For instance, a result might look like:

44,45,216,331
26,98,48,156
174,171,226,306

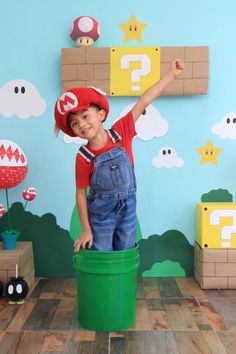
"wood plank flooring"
0,277,236,353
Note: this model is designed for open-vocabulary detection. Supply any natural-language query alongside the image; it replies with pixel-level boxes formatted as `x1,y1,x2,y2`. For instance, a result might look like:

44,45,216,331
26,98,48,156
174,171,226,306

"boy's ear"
99,109,106,122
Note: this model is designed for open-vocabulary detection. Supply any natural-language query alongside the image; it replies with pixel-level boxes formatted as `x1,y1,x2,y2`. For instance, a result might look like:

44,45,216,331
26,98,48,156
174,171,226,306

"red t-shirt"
75,111,136,188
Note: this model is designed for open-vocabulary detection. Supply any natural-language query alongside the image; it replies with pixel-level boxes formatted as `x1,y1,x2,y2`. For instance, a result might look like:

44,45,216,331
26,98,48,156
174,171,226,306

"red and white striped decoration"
0,140,28,189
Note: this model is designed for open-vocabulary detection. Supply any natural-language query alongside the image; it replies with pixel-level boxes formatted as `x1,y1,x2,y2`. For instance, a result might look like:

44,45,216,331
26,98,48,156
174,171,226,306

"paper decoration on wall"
201,189,233,203
110,47,160,95
119,15,147,43
61,46,209,96
196,140,222,165
0,202,74,277
138,231,194,277
212,112,236,139
142,260,185,277
0,80,46,119
22,187,36,202
152,146,184,168
70,16,100,47
0,140,28,189
196,202,236,248
119,103,168,141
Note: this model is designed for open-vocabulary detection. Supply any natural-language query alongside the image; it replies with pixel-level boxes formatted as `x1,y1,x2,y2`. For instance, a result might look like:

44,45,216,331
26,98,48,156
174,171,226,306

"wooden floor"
0,277,236,353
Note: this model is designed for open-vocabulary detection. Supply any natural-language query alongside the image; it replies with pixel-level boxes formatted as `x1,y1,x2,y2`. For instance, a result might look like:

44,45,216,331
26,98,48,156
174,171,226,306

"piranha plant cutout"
22,187,36,209
70,16,100,47
0,140,37,250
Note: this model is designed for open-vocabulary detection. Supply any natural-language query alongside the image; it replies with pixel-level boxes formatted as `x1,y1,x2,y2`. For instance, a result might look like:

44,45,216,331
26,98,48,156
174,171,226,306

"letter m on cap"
57,92,78,114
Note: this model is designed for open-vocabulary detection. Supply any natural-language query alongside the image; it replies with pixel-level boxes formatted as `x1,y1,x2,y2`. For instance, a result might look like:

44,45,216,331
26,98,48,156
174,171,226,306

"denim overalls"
78,129,137,251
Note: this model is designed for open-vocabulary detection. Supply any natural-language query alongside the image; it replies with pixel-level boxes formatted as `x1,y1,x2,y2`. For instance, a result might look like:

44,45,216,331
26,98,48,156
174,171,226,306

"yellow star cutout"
119,15,147,43
197,140,223,165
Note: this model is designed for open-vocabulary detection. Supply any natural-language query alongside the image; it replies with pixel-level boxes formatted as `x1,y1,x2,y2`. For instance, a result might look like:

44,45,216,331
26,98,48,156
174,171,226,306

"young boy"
54,58,184,252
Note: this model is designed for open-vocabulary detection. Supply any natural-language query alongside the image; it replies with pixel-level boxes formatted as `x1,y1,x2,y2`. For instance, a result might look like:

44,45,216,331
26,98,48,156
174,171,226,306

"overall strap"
107,129,122,143
78,129,122,163
78,145,95,163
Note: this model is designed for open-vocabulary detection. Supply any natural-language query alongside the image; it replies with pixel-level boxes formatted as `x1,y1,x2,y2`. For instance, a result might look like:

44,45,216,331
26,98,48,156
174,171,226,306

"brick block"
184,79,208,95
61,81,86,93
228,277,236,288
85,48,110,64
198,262,215,277
86,80,110,95
94,64,110,80
215,263,236,277
0,270,8,284
228,250,236,262
202,249,227,263
160,79,184,96
193,62,209,78
61,48,86,64
61,65,77,80
185,46,209,62
194,242,236,289
77,64,94,80
201,277,228,289
161,47,185,62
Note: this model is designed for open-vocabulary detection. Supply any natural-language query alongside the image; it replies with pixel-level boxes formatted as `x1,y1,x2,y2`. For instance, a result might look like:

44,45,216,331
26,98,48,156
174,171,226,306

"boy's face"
67,106,105,140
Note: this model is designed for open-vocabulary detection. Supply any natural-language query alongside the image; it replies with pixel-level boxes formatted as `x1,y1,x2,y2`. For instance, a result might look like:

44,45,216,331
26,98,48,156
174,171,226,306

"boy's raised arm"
131,58,184,122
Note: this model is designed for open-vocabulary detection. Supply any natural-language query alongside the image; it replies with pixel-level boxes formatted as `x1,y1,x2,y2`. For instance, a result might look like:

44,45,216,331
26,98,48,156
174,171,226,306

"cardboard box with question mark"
196,202,236,249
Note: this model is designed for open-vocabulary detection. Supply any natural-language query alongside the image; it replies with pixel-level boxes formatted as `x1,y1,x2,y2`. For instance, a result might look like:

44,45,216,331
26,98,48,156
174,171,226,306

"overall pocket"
94,156,131,190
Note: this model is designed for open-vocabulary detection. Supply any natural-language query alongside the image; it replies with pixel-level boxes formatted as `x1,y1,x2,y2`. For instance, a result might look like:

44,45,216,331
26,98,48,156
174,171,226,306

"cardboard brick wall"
61,46,209,95
194,241,236,289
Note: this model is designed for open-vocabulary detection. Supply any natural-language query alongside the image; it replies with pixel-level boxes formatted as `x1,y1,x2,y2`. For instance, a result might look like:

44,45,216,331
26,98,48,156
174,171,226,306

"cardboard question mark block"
196,203,236,248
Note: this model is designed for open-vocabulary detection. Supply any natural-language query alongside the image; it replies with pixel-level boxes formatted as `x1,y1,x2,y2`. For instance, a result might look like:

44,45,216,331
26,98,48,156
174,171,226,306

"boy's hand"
74,232,93,252
171,58,184,78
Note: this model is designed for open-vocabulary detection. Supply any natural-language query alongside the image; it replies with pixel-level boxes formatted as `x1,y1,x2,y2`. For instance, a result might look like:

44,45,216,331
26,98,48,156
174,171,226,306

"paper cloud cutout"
0,79,46,119
152,146,184,168
119,103,168,141
212,112,236,139
64,134,87,145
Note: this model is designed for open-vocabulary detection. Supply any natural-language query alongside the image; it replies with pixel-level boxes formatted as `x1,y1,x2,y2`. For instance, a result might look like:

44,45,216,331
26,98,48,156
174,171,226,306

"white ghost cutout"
152,146,184,168
0,79,46,119
212,112,236,139
119,103,168,141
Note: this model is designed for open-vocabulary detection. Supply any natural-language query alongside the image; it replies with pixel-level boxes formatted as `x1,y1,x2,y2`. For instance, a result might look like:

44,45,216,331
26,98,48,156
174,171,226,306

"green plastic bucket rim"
74,243,139,257
73,244,140,275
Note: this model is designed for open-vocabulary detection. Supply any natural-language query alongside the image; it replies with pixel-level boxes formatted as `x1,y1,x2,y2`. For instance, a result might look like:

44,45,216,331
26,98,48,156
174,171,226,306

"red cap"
54,87,109,137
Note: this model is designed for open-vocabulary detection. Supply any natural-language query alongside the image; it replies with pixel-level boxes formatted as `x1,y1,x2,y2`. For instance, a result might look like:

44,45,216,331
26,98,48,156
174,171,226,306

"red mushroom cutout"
70,16,100,47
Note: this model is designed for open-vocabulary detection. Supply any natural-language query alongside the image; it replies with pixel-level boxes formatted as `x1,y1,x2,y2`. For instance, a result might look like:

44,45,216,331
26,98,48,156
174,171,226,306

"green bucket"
73,244,140,332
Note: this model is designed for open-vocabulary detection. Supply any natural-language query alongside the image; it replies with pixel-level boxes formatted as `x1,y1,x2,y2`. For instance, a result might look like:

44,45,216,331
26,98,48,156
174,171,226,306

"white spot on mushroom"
78,17,94,32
